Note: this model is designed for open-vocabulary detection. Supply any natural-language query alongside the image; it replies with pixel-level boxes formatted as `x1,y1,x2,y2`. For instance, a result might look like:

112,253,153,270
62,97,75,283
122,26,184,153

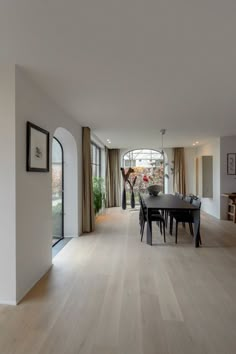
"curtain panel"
105,148,121,207
173,147,186,195
82,127,95,233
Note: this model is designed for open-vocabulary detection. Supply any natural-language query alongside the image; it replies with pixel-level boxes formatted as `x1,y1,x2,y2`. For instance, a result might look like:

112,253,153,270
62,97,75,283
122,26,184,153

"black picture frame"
227,153,236,175
26,121,50,172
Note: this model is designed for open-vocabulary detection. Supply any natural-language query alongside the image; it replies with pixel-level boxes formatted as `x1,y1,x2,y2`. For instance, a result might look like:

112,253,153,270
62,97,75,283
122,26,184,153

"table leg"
193,209,201,248
146,209,152,245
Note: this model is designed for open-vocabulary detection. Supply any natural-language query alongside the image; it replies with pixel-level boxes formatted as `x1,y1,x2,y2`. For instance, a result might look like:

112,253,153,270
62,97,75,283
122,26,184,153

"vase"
131,190,135,208
122,187,126,210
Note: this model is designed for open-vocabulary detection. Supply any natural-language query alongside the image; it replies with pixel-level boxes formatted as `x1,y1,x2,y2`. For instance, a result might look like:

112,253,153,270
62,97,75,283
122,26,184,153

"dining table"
141,194,201,247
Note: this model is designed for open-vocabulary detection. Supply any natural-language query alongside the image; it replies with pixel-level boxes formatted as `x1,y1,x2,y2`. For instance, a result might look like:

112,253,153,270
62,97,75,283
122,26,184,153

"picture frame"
227,153,236,175
26,121,50,172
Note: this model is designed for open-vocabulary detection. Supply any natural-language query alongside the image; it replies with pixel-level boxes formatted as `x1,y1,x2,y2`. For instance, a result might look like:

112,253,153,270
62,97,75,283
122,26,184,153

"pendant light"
160,129,166,156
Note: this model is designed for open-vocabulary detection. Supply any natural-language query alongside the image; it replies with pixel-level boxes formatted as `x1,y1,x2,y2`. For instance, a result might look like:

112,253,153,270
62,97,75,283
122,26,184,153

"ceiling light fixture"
160,129,166,155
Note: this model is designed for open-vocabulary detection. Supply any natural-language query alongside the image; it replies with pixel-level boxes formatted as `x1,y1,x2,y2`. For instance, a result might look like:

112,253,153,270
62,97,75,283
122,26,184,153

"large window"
123,149,166,203
91,142,101,177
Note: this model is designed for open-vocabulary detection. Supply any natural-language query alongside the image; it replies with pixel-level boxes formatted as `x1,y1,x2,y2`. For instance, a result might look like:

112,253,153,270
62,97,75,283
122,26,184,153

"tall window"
123,149,166,203
91,142,101,177
52,137,64,245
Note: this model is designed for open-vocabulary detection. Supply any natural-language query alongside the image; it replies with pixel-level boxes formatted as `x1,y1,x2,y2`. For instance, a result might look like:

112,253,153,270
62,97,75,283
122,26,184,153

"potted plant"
92,177,105,214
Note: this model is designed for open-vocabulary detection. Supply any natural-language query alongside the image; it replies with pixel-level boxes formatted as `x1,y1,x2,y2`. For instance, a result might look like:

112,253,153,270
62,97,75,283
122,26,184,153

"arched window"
122,149,167,202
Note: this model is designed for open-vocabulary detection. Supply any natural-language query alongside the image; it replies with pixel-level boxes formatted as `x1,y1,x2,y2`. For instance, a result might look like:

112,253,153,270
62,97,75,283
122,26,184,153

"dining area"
139,187,202,248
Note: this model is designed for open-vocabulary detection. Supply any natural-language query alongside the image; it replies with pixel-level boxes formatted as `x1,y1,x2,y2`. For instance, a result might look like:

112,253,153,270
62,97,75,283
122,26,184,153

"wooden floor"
1,208,236,354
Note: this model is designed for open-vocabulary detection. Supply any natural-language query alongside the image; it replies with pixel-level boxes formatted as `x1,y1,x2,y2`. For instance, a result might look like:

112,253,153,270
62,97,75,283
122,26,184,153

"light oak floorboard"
1,208,236,354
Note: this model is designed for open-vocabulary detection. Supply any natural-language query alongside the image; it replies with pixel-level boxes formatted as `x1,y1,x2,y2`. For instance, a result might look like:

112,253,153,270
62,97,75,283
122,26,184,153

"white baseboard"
64,235,78,238
16,265,53,305
0,299,17,306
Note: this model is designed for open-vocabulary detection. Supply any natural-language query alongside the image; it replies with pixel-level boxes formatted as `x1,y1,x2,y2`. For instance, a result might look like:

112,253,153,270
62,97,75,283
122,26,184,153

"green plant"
92,177,105,214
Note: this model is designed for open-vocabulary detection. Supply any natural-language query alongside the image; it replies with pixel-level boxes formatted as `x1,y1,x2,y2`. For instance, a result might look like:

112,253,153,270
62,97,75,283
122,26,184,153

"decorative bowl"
147,185,162,196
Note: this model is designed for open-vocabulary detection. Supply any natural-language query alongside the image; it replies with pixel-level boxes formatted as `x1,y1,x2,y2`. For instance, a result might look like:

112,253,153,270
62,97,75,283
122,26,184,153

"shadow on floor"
52,238,72,258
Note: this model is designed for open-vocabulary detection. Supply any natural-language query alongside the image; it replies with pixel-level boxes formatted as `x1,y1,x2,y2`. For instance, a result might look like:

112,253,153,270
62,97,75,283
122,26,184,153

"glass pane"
93,145,96,164
96,147,100,165
97,164,100,177
52,138,63,243
122,149,165,204
92,164,96,177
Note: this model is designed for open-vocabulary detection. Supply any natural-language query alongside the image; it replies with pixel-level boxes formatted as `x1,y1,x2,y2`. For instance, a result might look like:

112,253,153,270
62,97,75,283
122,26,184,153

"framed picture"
26,121,50,172
227,153,236,175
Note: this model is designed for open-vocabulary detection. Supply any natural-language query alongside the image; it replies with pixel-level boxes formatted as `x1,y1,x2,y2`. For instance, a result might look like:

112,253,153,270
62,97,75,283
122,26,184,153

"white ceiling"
1,0,236,148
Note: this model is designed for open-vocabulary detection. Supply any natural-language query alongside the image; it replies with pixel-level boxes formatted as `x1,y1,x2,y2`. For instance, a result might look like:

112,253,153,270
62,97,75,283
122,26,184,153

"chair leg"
141,221,145,242
199,232,202,245
169,216,173,235
163,221,166,242
175,221,178,244
165,210,168,228
189,222,193,236
182,222,186,228
160,222,162,235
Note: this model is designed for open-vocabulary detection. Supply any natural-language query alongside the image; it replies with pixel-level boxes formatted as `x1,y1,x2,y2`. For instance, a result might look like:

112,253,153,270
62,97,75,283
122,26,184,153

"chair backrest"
178,194,184,200
139,197,147,221
184,195,193,204
189,194,199,200
175,192,179,197
192,198,201,209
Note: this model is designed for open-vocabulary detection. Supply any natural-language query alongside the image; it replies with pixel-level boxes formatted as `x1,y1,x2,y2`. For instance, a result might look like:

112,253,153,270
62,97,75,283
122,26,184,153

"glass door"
52,137,64,246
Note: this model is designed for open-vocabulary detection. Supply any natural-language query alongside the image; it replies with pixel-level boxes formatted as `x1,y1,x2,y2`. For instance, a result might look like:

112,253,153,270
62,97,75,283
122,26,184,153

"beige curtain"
173,147,186,194
105,148,121,207
82,127,95,233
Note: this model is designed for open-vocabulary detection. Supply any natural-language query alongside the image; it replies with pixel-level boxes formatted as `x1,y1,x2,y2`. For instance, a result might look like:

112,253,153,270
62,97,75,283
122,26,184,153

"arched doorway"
122,149,168,204
52,137,64,246
52,127,78,243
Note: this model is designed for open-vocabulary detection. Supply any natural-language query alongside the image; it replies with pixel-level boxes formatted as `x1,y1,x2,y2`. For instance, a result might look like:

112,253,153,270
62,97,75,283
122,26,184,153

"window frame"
52,137,64,245
91,141,101,178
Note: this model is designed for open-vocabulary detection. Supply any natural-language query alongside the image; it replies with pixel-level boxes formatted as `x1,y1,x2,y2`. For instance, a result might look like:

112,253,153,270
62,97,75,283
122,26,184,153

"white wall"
54,128,78,237
0,64,16,304
196,139,221,219
15,66,82,303
220,136,236,219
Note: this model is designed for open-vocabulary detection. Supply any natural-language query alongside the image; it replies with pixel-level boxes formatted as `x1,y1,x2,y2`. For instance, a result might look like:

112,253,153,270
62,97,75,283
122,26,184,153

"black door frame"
52,137,64,247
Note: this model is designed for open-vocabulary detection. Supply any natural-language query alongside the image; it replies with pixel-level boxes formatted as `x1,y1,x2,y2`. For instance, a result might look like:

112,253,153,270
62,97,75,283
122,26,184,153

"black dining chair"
165,193,186,228
139,196,166,243
170,198,201,244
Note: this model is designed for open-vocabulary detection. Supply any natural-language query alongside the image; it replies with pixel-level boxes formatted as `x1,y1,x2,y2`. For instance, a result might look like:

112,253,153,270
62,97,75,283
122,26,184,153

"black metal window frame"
52,137,64,246
122,149,166,194
91,141,101,178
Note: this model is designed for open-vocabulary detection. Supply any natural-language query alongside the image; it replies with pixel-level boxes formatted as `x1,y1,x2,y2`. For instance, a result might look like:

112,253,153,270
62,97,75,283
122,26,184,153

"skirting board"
8,264,53,305
0,266,53,305
0,299,18,306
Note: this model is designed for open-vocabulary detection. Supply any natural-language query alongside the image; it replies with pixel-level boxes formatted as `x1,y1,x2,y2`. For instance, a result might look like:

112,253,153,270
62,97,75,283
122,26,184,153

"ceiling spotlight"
193,143,196,146
196,141,199,144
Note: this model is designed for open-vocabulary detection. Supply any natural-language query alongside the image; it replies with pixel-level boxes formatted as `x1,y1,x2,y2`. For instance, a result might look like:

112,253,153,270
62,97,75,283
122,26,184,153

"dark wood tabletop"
141,194,201,247
141,194,199,210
